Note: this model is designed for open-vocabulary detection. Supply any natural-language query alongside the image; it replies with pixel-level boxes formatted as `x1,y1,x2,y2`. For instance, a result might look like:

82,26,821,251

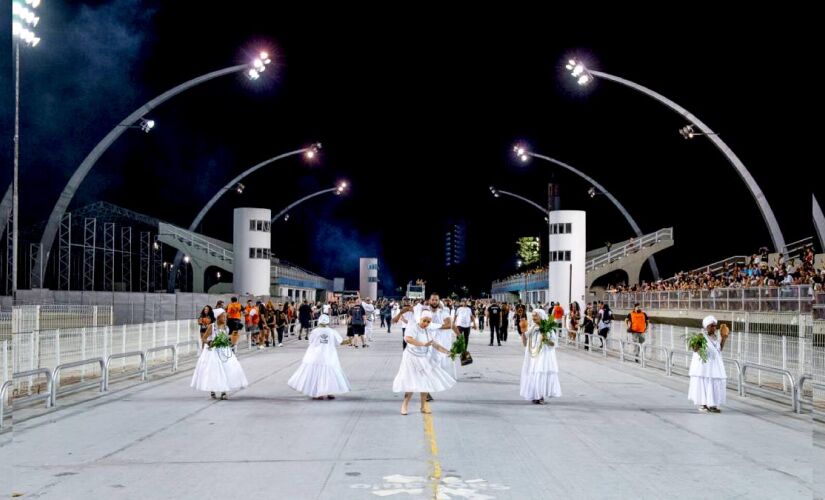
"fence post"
122,324,127,370
81,327,87,380
757,332,762,386
781,335,787,392
138,324,143,353
55,329,61,367
1,340,7,386
176,321,181,346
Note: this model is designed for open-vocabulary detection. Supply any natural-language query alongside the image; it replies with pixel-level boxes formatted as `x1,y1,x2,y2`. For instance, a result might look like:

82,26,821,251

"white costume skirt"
393,350,456,393
288,362,351,397
688,376,726,407
191,346,249,393
520,347,562,401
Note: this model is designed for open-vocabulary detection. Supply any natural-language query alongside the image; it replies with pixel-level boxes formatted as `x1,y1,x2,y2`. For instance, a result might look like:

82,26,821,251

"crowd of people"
190,291,728,414
607,246,823,293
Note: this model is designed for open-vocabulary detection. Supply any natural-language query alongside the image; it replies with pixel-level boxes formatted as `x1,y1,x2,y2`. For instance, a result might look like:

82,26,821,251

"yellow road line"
422,411,442,499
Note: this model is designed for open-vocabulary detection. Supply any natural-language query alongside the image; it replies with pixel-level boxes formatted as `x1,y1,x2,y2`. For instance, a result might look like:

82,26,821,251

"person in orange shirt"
624,303,649,363
226,297,243,337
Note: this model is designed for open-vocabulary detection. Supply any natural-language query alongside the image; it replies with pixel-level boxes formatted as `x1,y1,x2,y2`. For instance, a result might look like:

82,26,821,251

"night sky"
2,4,820,296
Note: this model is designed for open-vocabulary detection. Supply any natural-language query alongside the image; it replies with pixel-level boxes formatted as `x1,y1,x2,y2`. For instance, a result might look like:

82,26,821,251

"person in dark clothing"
500,303,510,342
298,301,313,340
486,301,503,346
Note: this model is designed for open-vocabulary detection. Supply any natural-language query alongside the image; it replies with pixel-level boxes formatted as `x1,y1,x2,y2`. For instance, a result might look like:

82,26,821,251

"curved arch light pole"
515,148,661,280
565,58,786,254
814,194,825,251
271,182,348,223
490,187,548,217
167,145,319,291
29,53,273,287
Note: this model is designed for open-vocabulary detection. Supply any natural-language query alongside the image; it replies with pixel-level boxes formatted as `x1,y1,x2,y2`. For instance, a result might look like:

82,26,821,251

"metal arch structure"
526,152,661,281
166,147,312,292
588,69,786,255
26,63,250,287
270,187,340,223
814,194,825,252
496,190,548,216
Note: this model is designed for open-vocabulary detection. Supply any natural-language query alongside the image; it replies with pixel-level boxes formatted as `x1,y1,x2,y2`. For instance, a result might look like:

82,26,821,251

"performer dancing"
288,314,351,400
191,308,249,400
519,309,562,405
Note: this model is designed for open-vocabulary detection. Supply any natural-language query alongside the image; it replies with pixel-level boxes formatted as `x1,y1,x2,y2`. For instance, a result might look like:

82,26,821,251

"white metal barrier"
741,363,798,412
104,351,146,390
51,358,106,406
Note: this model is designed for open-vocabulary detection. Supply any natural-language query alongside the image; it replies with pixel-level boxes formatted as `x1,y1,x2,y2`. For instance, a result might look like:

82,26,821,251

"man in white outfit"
363,298,376,342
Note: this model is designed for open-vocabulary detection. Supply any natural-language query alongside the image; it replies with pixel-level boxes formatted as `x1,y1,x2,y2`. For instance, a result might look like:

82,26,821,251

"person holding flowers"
392,310,456,415
191,308,249,400
688,315,729,413
520,308,562,405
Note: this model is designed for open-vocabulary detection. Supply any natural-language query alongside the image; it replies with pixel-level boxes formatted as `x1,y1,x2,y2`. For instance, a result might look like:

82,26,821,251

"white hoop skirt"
392,348,456,394
288,363,351,397
519,343,562,401
191,346,249,393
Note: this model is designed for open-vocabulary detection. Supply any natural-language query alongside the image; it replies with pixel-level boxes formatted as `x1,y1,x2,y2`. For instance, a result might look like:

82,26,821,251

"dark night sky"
2,4,820,295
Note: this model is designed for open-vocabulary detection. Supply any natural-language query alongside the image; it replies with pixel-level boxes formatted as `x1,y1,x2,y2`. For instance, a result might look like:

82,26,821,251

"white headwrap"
213,308,226,318
318,314,330,325
420,310,433,320
533,309,548,321
702,315,717,329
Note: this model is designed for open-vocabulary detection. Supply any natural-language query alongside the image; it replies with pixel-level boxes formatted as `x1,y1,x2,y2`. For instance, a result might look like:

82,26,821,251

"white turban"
702,315,717,329
318,314,330,325
420,310,433,320
533,309,548,321
213,308,226,318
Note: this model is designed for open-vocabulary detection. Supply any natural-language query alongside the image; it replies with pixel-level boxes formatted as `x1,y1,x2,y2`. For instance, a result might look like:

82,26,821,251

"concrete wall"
359,258,378,300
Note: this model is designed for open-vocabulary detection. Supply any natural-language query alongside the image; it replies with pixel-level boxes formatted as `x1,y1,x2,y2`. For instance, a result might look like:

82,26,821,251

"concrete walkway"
1,323,817,499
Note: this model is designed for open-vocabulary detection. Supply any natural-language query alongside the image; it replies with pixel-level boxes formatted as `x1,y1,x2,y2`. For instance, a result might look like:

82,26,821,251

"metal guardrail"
575,333,608,357
607,285,815,313
666,349,744,396
642,344,671,375
51,358,106,406
586,227,673,272
1,368,54,429
104,351,146,390
741,363,797,412
175,340,201,359
794,375,825,415
0,380,11,429
619,340,644,364
145,345,178,374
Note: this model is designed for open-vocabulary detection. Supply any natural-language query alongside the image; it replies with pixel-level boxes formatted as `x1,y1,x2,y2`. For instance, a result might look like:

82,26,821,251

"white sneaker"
278,343,283,347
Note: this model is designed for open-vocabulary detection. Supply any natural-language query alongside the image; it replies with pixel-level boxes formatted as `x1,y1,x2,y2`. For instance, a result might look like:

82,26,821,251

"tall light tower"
11,0,42,294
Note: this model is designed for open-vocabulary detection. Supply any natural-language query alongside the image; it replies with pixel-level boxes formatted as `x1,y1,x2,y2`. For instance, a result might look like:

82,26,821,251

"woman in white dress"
288,314,351,400
688,315,729,413
191,308,249,400
520,309,562,404
392,310,456,415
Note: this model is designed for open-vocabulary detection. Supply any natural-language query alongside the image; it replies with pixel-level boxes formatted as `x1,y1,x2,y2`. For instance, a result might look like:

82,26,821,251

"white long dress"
430,327,458,379
393,323,456,393
688,332,727,407
520,325,562,401
191,324,249,393
288,326,351,397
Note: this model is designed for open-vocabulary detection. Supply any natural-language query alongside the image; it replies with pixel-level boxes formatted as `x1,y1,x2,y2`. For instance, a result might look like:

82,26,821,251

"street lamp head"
138,118,155,133
512,144,531,163
235,183,245,194
679,124,696,139
284,213,290,221
566,58,593,86
247,52,273,80
588,186,597,198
